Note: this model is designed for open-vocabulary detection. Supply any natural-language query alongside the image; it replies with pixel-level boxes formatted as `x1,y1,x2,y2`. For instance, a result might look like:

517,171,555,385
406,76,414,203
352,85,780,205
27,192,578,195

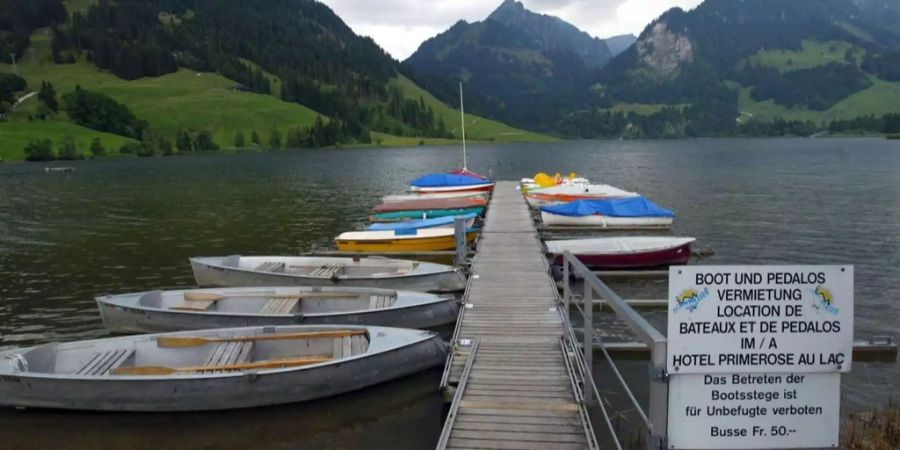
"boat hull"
552,242,693,269
409,183,494,193
0,328,447,412
540,212,673,227
336,231,478,252
370,207,486,221
97,297,459,334
526,193,637,208
190,259,467,293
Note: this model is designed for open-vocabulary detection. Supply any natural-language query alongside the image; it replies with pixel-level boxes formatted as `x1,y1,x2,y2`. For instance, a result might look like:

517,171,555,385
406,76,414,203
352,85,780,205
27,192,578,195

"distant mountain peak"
484,0,611,68
492,0,526,15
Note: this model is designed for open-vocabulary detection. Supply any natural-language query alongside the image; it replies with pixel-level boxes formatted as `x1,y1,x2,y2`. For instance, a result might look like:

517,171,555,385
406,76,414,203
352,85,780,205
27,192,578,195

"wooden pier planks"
441,182,595,450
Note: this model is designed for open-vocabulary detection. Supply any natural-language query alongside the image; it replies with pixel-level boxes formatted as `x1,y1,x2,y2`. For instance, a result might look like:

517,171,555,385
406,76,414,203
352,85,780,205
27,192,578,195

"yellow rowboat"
335,228,479,252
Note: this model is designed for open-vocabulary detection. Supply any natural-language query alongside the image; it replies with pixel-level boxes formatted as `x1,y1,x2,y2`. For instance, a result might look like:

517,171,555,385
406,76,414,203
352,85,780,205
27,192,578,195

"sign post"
666,265,853,449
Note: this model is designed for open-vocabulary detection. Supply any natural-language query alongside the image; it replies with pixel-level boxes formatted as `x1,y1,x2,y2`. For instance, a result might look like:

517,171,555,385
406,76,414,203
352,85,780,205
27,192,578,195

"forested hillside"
582,0,900,137
0,0,544,161
402,0,609,132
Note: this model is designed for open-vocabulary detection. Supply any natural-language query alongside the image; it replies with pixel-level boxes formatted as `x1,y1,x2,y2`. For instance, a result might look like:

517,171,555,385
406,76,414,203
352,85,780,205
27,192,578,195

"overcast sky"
319,0,704,61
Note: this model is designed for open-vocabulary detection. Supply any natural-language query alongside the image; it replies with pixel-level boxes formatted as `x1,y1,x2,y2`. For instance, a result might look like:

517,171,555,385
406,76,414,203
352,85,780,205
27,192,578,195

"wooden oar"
112,355,333,376
184,291,358,302
156,329,366,348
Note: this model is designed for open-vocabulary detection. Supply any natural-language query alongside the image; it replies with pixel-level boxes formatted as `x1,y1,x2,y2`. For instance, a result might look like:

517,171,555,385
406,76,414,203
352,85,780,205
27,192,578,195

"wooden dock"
438,181,597,450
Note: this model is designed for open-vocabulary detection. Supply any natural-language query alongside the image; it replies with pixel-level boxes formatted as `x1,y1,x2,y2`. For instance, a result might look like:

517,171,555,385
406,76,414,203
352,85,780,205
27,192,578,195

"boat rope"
5,353,27,372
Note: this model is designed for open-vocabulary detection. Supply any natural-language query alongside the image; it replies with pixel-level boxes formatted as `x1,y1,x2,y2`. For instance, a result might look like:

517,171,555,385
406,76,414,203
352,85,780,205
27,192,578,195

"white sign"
667,266,853,374
668,372,840,449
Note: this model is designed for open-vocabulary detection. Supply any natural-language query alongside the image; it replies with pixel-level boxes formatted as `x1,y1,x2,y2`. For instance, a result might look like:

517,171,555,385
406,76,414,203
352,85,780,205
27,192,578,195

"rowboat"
382,191,489,203
371,207,486,222
335,228,479,252
190,256,467,292
525,184,639,208
0,325,447,411
367,213,477,231
540,197,674,227
96,287,459,333
409,173,495,193
372,197,488,213
546,237,696,269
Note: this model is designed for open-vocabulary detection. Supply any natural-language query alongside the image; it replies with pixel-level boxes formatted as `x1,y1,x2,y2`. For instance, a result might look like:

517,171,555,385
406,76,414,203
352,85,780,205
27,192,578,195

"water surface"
0,138,898,448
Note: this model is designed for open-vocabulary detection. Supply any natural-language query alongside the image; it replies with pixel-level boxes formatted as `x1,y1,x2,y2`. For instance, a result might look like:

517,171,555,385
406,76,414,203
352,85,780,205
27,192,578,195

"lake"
0,138,898,448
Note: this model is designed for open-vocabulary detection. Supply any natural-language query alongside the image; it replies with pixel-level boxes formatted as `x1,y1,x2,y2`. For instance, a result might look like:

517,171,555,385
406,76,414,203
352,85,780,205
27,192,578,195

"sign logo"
673,288,709,313
812,286,840,315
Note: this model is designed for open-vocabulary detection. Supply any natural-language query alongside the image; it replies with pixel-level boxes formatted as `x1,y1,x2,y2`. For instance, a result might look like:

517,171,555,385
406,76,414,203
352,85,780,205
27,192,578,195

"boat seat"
172,293,217,312
259,297,300,315
255,261,286,273
202,341,254,373
310,264,344,278
369,295,393,309
394,262,419,275
77,348,135,376
333,335,369,358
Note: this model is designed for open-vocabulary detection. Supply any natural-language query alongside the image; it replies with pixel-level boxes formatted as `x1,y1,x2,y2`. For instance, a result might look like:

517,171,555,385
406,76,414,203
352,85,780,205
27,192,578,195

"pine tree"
158,135,174,155
268,127,282,149
234,130,245,148
194,130,219,151
251,130,261,146
38,81,59,113
176,130,193,152
57,135,84,160
89,137,106,156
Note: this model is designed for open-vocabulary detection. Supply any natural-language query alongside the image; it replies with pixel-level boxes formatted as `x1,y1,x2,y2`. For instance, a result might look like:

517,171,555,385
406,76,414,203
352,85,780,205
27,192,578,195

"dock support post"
454,217,467,267
582,282,594,405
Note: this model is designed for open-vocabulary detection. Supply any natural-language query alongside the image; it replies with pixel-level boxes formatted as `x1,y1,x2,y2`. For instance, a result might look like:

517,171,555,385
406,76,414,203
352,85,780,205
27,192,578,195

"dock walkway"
439,181,596,449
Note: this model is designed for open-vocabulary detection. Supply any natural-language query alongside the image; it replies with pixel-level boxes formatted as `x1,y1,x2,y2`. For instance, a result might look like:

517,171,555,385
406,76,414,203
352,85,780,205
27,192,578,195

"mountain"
603,34,637,57
487,0,611,68
0,0,544,160
402,0,608,131
588,0,900,134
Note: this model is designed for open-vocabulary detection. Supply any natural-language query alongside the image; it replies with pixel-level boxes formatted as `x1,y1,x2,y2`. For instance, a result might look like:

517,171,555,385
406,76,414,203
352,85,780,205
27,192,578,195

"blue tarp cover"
410,173,490,188
541,197,674,218
368,213,478,231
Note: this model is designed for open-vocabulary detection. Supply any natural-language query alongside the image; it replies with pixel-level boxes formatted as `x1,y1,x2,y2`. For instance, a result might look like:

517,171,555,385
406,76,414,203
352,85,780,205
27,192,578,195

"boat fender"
330,273,341,284
244,370,259,383
293,313,305,323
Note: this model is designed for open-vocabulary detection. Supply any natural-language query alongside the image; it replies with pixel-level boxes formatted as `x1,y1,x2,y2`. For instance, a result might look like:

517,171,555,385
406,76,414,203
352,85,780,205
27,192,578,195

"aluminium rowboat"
335,228,479,252
546,237,696,269
190,256,467,292
0,325,446,411
96,287,459,333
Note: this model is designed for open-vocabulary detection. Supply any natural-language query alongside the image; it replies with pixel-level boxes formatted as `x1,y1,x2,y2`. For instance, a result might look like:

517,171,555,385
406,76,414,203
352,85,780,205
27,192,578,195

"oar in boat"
183,291,360,302
156,329,366,348
113,355,333,376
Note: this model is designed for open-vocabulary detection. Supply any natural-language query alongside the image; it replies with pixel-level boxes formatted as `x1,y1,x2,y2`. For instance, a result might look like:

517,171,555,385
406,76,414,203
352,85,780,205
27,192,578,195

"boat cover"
449,169,489,180
368,214,477,231
410,173,490,188
541,197,674,218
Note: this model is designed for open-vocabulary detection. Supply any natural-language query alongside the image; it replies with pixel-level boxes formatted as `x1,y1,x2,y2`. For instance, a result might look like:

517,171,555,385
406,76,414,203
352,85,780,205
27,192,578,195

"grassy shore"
0,27,552,162
843,402,899,450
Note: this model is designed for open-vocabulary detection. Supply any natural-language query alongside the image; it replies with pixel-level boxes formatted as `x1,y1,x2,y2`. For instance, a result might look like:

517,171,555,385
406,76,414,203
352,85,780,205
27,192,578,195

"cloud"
319,0,704,60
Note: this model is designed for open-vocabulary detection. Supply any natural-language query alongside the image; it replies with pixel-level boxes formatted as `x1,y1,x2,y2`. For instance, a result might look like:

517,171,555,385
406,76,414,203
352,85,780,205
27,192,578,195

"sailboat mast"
459,82,467,171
